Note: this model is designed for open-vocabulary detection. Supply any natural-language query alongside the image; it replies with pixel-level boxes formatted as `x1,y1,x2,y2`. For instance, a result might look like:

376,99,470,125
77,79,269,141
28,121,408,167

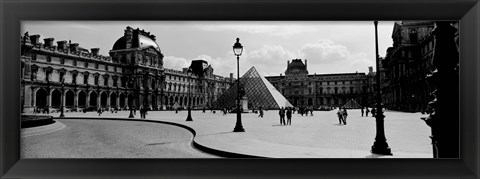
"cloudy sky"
22,21,394,77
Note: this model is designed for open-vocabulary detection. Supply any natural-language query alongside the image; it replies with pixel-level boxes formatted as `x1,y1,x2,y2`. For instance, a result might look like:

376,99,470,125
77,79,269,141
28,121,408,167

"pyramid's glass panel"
213,67,293,110
342,99,363,109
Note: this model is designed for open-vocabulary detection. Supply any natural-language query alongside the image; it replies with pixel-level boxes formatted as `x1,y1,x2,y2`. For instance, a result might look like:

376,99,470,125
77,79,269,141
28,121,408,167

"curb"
54,117,265,158
21,120,66,137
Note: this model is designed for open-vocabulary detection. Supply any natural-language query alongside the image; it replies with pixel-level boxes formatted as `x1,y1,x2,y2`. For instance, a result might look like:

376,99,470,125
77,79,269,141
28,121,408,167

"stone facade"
381,21,459,112
20,27,233,113
265,59,370,108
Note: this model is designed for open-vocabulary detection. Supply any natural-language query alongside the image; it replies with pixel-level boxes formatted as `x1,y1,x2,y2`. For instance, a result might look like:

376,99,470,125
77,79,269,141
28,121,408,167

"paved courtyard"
22,119,217,158
34,109,433,158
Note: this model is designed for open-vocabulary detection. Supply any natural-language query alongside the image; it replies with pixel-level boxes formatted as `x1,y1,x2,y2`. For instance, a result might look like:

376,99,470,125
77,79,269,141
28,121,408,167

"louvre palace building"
380,21,458,112
20,26,234,113
265,59,372,108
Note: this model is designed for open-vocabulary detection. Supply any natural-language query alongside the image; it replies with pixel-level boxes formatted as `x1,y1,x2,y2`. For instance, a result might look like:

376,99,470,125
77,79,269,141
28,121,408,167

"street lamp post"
186,68,193,121
128,77,135,118
59,78,65,118
371,21,392,155
233,38,245,132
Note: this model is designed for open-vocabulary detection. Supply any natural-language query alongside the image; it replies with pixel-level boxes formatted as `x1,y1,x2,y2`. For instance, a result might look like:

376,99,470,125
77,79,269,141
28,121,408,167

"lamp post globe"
186,68,193,121
233,38,245,132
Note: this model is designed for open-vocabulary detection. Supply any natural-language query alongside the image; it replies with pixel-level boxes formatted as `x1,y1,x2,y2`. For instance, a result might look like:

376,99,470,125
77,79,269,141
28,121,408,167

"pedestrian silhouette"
286,107,292,125
258,107,264,118
279,107,286,125
342,107,348,125
337,108,344,125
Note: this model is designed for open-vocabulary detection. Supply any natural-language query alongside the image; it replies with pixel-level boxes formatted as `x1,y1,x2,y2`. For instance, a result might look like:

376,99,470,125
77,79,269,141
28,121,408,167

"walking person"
371,107,376,117
97,108,102,116
337,108,344,125
286,107,292,125
365,107,370,117
361,107,364,117
143,107,148,119
279,107,286,125
342,107,348,125
258,107,264,118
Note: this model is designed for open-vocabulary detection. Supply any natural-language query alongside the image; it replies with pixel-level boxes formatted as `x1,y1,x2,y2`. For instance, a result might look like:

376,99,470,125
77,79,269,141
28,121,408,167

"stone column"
116,93,120,108
32,88,37,108
86,91,90,108
107,92,111,108
74,90,78,110
97,92,101,109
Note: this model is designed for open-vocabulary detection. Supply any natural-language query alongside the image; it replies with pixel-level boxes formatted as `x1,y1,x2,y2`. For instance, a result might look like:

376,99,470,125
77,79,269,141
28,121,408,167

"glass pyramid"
342,99,363,109
213,66,293,110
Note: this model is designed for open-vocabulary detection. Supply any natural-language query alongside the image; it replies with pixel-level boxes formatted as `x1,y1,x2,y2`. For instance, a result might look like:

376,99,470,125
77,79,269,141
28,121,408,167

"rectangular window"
84,74,88,84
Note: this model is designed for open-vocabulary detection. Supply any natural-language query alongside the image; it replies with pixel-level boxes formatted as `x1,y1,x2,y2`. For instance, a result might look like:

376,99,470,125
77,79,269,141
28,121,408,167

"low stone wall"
21,115,55,128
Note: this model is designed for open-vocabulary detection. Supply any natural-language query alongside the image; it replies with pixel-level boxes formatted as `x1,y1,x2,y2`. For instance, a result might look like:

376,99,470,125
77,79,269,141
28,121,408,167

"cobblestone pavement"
21,119,218,158
39,109,433,158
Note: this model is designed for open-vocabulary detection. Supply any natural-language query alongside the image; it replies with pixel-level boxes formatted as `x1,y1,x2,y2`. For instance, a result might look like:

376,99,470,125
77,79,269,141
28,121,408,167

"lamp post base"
371,142,393,155
59,112,65,118
233,125,245,132
186,109,193,121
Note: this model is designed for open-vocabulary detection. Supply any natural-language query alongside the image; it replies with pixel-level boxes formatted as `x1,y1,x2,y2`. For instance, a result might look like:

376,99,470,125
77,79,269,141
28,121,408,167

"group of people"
360,107,376,117
297,106,314,116
139,107,148,119
336,107,349,125
278,107,293,125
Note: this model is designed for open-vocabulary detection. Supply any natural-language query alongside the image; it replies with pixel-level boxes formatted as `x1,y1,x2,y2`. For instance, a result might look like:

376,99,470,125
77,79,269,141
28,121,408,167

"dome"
112,36,126,51
111,31,161,53
286,59,308,75
138,34,161,52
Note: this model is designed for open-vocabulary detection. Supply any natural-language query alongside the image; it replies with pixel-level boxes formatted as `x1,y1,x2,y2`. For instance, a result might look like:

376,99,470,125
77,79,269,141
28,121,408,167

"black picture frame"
1,0,479,178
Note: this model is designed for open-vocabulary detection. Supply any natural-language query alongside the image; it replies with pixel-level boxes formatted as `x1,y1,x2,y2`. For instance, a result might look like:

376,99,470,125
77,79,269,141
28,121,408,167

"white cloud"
163,56,189,70
197,23,318,36
164,39,373,77
298,40,350,64
242,45,298,76
194,54,236,77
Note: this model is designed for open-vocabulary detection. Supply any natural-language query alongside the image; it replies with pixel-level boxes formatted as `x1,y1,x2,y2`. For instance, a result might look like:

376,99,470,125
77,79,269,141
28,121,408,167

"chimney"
43,38,54,47
69,43,79,52
305,59,307,69
230,73,234,83
91,48,100,56
57,40,67,50
368,66,373,73
29,35,40,45
287,60,290,67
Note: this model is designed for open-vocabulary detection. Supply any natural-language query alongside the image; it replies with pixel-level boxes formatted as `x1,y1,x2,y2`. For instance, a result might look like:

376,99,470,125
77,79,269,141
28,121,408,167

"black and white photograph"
19,21,460,159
